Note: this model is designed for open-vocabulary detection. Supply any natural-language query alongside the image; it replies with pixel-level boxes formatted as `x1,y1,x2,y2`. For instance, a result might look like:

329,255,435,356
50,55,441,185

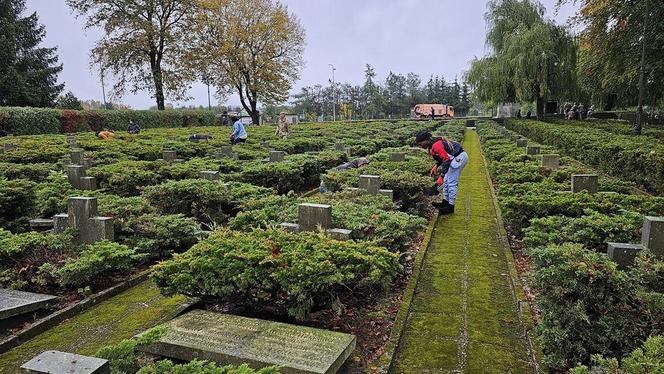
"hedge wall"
0,107,217,135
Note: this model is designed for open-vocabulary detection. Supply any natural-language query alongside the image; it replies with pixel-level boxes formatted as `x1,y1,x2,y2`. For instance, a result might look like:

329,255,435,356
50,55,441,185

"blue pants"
442,151,468,205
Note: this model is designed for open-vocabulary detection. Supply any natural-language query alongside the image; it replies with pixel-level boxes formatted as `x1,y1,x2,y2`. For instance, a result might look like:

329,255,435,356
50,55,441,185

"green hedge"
0,107,217,135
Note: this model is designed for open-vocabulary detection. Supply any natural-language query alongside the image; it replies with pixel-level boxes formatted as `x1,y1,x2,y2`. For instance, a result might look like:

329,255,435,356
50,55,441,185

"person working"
230,116,247,145
97,129,115,139
335,157,370,171
416,130,469,214
128,120,140,134
276,111,291,139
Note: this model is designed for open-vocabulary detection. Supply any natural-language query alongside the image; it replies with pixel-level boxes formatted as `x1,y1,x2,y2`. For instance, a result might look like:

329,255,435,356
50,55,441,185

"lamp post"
328,64,336,122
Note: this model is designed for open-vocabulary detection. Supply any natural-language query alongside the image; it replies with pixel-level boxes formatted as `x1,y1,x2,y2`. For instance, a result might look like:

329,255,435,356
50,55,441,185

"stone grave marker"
642,216,664,258
261,141,270,148
607,242,643,269
29,218,54,232
269,151,285,162
526,146,540,155
541,154,560,169
67,165,97,190
137,310,356,374
571,174,598,194
70,150,83,165
66,134,77,146
199,171,220,181
0,289,57,321
53,197,114,244
280,203,352,240
160,149,184,163
516,138,527,148
215,145,239,160
390,153,406,162
21,351,110,374
348,175,394,199
334,142,345,151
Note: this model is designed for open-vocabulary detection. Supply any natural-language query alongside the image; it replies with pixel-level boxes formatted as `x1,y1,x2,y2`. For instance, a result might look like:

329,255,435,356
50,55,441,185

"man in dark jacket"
416,130,469,214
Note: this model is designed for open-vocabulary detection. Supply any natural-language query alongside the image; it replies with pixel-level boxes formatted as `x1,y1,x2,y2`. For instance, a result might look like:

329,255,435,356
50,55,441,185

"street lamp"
328,64,336,122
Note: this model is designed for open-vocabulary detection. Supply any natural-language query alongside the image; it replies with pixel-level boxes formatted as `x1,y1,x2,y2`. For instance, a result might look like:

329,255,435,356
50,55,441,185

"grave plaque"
269,151,285,162
390,153,405,162
541,154,560,169
642,216,664,258
21,351,110,374
216,145,239,160
138,310,356,374
298,203,332,232
163,149,177,162
359,175,381,194
526,146,540,155
571,174,598,194
0,289,56,320
607,242,643,269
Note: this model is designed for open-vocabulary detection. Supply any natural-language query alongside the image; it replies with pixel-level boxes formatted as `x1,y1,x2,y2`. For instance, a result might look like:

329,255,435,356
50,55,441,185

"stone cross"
571,174,598,193
606,216,664,268
199,171,220,181
53,197,114,244
215,145,239,160
541,154,560,169
348,175,394,199
280,203,352,241
526,146,540,155
161,149,184,163
269,151,285,162
21,351,110,374
516,138,527,148
66,134,76,146
67,165,97,190
390,153,406,162
70,150,83,165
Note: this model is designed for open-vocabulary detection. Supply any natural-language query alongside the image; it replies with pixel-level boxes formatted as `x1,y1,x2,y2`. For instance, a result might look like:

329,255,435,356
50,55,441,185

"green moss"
0,280,188,372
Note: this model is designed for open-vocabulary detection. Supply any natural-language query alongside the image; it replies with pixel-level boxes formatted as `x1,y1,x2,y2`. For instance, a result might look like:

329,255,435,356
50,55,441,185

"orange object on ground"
98,131,115,139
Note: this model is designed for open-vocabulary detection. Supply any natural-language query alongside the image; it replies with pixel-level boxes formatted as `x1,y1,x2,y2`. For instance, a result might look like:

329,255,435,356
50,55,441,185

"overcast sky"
24,0,579,109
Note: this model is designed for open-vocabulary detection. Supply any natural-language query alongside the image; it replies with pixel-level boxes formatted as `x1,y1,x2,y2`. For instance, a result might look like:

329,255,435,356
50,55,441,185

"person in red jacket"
416,130,469,214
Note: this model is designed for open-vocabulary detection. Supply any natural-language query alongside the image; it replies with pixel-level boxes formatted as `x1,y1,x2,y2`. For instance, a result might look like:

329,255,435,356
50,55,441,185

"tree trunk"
536,95,545,121
150,56,165,111
250,100,259,125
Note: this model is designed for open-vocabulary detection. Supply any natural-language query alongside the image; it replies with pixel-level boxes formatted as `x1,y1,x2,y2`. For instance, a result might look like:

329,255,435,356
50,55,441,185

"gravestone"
53,197,114,244
349,175,394,199
137,310,355,374
67,165,97,190
21,351,110,374
29,218,54,232
642,216,664,258
66,135,76,146
571,174,598,194
0,289,57,321
541,154,560,169
390,153,406,162
280,203,351,240
199,171,220,181
261,141,270,148
215,145,239,160
269,151,285,162
4,143,15,152
70,150,83,165
607,242,643,269
516,138,527,148
161,149,184,163
526,146,540,155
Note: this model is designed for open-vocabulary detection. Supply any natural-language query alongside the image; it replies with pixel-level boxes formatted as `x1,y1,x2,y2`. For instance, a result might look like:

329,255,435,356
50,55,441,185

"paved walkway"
0,280,189,372
391,130,537,373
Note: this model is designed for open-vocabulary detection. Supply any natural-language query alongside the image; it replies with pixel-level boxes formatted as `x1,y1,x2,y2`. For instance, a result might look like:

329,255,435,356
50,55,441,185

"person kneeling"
229,116,247,145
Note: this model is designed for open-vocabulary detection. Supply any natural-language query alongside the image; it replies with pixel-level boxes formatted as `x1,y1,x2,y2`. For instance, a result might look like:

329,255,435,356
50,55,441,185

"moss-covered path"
391,129,538,373
0,279,189,373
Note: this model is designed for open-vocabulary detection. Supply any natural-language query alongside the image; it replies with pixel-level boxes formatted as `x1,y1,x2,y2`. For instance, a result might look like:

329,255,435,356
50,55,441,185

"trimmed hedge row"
0,107,217,135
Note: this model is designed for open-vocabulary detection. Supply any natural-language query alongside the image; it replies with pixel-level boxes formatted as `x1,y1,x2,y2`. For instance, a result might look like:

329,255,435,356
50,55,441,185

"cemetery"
1,0,663,372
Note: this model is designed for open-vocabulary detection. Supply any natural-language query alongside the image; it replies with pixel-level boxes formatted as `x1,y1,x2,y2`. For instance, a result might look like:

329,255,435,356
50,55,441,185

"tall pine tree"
0,0,63,107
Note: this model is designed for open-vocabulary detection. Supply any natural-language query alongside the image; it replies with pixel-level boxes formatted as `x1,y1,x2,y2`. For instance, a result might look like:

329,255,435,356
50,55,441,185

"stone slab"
607,242,643,269
298,203,332,232
0,289,57,321
29,218,54,229
526,146,540,155
53,214,69,233
270,151,285,162
541,154,559,169
20,350,110,374
642,216,664,258
138,310,356,374
163,150,177,162
70,150,83,165
359,175,381,194
390,153,406,162
79,177,97,191
280,222,300,233
378,189,394,200
571,174,598,194
200,171,220,181
67,165,86,189
328,228,352,241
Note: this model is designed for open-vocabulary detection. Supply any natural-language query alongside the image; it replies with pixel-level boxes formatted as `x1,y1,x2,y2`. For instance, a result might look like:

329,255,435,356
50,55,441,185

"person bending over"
229,116,247,145
416,130,469,214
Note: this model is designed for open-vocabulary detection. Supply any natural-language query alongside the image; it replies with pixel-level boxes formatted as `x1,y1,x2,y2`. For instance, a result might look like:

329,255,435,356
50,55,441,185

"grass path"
0,279,188,372
391,129,537,373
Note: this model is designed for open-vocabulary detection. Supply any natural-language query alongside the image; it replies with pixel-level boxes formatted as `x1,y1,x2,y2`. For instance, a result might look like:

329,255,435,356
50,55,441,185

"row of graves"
2,133,414,373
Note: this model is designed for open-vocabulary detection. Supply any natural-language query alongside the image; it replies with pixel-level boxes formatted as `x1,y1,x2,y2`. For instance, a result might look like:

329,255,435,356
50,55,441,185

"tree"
56,91,83,110
467,0,577,119
0,0,63,107
67,0,197,110
191,0,305,125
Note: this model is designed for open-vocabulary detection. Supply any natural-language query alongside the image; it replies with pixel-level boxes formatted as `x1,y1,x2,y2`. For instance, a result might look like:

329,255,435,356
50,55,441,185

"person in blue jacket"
229,116,247,145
